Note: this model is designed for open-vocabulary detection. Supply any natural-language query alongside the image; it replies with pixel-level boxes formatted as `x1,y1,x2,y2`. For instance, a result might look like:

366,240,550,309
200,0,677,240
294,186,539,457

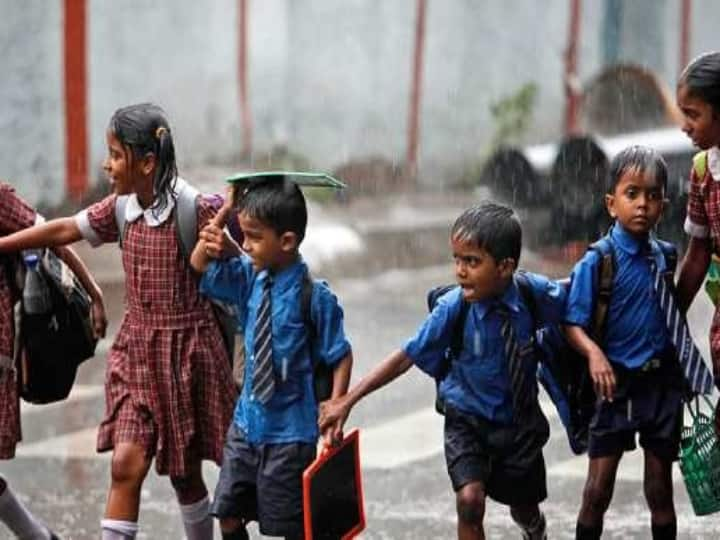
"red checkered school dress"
686,155,720,378
0,184,37,459
85,193,236,476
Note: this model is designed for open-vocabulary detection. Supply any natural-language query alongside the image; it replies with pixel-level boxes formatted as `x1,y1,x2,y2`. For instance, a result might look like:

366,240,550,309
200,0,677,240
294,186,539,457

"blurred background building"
1,0,718,209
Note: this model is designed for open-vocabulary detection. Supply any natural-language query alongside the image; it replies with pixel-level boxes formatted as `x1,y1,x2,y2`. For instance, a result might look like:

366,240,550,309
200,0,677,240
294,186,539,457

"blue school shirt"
564,222,671,369
403,272,566,424
199,255,351,444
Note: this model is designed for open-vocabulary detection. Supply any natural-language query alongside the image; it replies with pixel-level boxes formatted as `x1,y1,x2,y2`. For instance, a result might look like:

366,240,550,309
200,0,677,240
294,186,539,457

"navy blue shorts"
588,360,684,460
443,403,550,506
211,422,316,538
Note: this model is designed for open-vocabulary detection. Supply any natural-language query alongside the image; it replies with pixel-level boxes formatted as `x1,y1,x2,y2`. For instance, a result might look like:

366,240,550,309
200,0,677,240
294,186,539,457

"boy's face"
451,236,514,302
677,83,720,150
605,167,664,237
237,210,297,272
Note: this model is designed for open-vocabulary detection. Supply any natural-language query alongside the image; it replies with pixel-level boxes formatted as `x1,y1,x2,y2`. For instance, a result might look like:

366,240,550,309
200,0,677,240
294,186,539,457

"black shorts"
444,403,550,506
588,361,683,461
211,422,316,538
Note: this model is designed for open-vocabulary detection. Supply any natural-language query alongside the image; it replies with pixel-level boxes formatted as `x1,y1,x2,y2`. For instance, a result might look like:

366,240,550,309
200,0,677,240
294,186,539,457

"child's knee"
644,476,674,513
219,517,247,538
110,445,150,486
456,483,486,525
582,478,613,514
170,471,206,501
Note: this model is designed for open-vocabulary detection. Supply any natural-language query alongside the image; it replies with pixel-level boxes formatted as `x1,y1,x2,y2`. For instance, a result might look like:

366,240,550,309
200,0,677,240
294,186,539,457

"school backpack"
9,249,98,404
426,236,678,455
114,181,334,402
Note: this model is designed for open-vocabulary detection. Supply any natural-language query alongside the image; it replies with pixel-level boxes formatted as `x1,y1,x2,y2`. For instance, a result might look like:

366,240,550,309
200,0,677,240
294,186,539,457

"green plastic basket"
705,255,720,306
679,396,720,516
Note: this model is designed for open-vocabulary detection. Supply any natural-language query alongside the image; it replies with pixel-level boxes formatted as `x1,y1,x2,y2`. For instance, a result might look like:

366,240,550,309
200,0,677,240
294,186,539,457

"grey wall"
1,0,719,206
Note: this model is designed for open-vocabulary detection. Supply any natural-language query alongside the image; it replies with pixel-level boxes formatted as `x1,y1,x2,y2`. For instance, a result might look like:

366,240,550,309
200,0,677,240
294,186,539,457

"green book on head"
225,171,347,189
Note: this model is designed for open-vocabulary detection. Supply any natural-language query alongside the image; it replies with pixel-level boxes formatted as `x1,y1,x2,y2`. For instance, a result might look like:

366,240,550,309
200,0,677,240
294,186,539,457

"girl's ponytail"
108,103,178,215
680,52,720,113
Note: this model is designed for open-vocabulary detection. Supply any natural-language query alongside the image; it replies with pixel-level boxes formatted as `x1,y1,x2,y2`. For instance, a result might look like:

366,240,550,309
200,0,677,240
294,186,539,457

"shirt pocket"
270,321,307,407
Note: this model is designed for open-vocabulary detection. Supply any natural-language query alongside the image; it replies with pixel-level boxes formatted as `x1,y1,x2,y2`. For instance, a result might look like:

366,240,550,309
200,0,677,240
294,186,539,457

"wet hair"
451,202,522,264
606,145,667,194
108,103,178,214
237,177,308,244
679,51,720,113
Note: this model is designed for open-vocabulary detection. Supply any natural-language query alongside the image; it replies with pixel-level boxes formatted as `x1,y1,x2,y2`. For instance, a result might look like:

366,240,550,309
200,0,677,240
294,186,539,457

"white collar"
708,147,720,182
125,177,188,226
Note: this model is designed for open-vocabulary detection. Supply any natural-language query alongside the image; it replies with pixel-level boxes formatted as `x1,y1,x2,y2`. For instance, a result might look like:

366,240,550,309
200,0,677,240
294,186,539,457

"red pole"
679,0,692,74
238,0,253,158
63,0,88,201
406,0,427,178
564,0,582,135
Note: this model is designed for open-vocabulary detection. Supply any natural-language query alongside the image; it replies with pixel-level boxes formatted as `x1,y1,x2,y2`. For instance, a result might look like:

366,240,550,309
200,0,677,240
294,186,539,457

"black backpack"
12,249,98,404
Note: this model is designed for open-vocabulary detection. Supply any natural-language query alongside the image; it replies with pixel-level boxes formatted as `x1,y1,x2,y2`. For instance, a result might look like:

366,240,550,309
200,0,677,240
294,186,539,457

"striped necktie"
498,306,532,420
252,277,275,404
649,256,713,394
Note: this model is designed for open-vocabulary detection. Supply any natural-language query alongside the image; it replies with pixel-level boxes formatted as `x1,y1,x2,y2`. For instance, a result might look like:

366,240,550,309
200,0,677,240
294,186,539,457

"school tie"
252,276,275,404
498,306,533,420
649,256,714,394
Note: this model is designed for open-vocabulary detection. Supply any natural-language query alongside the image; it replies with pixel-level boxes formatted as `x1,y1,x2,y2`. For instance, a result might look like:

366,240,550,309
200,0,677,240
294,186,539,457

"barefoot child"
319,202,566,539
191,175,353,540
0,103,236,540
0,182,107,539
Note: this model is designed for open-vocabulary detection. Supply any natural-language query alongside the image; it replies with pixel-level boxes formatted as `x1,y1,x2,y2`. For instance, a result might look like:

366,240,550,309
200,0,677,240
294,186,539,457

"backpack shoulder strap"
114,195,130,249
451,295,470,358
587,236,615,342
174,180,201,260
515,271,537,329
655,239,678,274
693,150,708,181
301,269,315,332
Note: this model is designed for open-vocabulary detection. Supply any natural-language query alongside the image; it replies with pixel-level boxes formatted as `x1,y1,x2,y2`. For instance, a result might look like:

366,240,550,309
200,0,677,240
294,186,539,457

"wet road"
2,250,720,539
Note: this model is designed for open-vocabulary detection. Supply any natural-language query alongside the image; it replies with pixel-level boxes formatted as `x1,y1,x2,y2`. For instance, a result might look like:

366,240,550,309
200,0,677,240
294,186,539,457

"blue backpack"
427,236,677,455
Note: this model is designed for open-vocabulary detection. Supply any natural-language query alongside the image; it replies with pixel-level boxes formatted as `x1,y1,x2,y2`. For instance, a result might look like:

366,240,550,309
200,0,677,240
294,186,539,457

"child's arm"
320,351,354,445
677,235,712,313
53,245,107,338
190,192,239,273
565,324,616,402
318,349,413,435
0,217,82,252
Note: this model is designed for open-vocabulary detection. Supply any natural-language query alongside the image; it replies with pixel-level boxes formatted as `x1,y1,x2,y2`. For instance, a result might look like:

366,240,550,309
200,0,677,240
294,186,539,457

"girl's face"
677,83,720,150
102,131,153,196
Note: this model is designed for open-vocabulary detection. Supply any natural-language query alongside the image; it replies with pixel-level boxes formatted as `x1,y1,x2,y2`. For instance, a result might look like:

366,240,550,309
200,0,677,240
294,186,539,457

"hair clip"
155,126,168,139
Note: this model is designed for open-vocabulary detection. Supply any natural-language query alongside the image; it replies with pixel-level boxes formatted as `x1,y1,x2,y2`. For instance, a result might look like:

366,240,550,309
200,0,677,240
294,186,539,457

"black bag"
17,249,98,404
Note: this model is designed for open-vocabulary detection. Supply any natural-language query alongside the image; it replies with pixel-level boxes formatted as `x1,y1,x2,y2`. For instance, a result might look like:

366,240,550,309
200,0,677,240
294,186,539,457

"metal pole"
679,0,692,74
406,0,427,179
238,0,253,158
564,0,582,135
64,0,88,201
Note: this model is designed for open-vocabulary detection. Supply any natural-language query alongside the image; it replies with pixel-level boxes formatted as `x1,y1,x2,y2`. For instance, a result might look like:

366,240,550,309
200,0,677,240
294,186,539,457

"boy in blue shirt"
565,146,713,540
319,202,565,540
190,177,353,540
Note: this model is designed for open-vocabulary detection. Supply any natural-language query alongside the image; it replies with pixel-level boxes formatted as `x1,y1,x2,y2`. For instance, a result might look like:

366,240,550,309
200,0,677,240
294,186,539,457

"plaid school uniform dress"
0,184,39,458
685,148,720,377
79,191,236,476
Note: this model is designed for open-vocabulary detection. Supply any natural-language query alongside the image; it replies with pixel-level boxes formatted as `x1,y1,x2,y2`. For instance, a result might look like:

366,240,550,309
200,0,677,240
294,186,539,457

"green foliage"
489,82,538,149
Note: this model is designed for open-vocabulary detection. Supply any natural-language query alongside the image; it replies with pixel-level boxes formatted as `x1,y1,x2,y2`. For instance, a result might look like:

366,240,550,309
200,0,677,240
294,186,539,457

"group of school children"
1,51,720,540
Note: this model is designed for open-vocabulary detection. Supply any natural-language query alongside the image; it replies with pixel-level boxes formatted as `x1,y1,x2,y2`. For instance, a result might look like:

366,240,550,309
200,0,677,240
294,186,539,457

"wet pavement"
2,193,720,539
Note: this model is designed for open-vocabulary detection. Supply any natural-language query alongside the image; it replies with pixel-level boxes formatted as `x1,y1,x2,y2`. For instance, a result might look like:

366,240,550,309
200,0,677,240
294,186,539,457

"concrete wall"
1,0,719,206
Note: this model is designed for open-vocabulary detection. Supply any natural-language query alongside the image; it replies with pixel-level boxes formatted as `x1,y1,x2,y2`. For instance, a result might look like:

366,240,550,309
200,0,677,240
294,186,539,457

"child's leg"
0,476,55,539
171,462,213,540
576,453,622,539
455,481,487,540
102,442,152,539
510,504,546,540
643,449,676,540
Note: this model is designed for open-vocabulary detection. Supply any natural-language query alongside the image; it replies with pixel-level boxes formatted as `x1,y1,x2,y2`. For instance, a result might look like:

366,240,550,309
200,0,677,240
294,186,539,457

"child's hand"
318,395,351,442
199,223,231,259
587,349,616,402
91,297,108,339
